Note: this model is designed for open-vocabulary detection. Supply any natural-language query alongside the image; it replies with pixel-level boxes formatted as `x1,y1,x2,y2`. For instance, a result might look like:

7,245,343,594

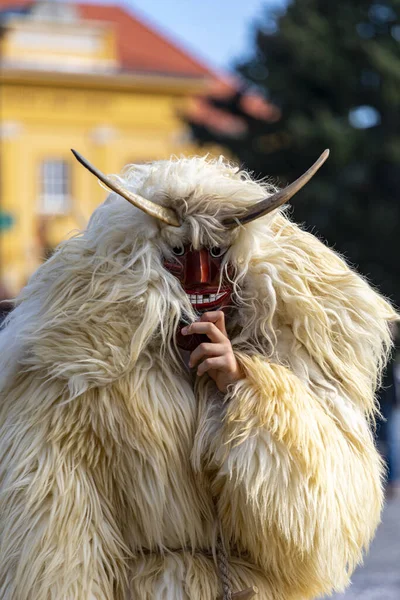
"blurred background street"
330,494,400,600
329,404,400,600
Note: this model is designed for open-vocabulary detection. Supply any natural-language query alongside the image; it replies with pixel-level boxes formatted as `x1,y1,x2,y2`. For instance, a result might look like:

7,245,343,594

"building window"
39,159,71,214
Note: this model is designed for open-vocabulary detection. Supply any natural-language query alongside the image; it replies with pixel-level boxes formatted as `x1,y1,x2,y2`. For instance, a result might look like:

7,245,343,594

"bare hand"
181,311,244,393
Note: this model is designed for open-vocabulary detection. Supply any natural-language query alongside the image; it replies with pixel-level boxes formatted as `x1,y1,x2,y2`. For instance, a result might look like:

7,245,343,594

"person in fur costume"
0,149,397,600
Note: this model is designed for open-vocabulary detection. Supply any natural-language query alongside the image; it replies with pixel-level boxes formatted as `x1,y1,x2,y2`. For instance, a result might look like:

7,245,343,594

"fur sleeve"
194,352,384,599
0,374,129,600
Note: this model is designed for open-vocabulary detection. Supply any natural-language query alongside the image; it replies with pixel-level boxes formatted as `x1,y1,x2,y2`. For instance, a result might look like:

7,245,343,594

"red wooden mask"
163,245,233,351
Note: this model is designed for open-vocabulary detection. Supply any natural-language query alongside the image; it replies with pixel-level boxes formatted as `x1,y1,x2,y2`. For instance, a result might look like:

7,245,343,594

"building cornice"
0,66,211,95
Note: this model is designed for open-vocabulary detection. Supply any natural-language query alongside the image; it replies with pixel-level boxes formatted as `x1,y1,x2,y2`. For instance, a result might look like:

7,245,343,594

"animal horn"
223,150,330,228
71,149,181,227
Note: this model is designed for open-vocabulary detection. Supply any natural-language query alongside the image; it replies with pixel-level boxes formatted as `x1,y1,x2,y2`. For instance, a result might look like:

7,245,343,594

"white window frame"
39,159,71,215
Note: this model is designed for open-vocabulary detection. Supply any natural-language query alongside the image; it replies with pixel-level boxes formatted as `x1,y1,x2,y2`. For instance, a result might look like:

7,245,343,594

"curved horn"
71,149,181,227
223,149,330,228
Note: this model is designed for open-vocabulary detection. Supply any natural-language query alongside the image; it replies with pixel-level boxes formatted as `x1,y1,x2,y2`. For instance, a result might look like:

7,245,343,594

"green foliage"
188,0,400,306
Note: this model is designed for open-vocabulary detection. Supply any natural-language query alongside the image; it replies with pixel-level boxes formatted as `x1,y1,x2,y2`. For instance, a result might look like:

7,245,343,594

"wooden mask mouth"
183,288,232,312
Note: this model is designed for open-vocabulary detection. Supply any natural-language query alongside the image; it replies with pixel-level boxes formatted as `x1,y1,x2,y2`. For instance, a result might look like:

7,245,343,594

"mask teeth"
187,292,228,305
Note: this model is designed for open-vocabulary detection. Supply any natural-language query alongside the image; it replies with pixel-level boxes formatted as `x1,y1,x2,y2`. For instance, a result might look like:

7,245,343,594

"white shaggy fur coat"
0,156,397,599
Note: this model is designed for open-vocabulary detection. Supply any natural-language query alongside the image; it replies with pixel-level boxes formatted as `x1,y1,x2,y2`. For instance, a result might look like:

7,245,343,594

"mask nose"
184,248,211,286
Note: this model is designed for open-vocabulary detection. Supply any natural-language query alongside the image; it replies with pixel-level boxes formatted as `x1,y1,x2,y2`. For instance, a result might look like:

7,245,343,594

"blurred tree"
187,0,400,306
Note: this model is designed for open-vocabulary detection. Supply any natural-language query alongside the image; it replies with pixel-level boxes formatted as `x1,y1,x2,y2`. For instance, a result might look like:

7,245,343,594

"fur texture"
0,155,397,599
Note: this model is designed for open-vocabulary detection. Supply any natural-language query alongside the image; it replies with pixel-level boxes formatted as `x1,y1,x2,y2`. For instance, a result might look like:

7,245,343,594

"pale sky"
88,0,289,73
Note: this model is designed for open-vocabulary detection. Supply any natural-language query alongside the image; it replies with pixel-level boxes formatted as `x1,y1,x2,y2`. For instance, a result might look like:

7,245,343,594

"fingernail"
181,326,188,335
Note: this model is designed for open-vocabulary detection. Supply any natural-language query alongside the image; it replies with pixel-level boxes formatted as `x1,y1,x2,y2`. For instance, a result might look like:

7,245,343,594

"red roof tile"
188,76,279,135
0,0,213,77
79,4,211,77
0,0,31,6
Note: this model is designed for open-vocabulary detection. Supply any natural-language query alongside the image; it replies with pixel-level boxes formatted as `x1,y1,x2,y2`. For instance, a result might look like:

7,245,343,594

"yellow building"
0,0,215,296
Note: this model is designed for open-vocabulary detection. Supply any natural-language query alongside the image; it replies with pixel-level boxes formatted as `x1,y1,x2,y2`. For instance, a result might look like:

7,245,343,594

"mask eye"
172,246,185,256
209,246,227,258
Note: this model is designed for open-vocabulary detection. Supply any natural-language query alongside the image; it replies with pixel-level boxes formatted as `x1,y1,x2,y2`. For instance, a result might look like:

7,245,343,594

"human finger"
181,321,226,344
199,311,227,336
189,342,225,368
197,356,227,376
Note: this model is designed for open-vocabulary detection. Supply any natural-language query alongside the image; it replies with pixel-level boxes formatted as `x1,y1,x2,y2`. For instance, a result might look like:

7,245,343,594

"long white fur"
0,155,397,599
